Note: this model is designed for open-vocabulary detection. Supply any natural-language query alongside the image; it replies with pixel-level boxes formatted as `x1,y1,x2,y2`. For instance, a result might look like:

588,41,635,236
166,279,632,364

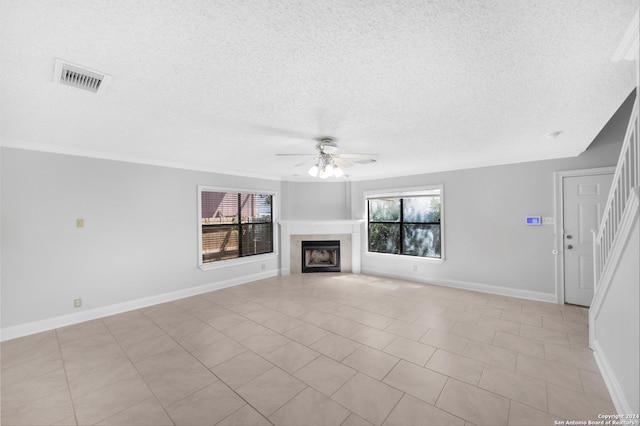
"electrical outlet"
542,217,555,225
74,298,82,308
412,265,418,272
261,263,266,270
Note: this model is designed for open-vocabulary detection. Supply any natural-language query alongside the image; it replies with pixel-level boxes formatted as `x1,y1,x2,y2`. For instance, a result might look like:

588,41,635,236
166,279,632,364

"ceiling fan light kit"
308,164,320,177
308,150,345,179
279,137,376,180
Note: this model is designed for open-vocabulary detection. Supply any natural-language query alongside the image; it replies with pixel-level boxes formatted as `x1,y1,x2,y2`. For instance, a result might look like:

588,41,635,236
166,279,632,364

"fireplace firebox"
301,240,341,273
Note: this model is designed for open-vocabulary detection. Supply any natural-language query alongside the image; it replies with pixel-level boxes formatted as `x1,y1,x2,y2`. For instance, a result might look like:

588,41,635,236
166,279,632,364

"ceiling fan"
276,137,378,179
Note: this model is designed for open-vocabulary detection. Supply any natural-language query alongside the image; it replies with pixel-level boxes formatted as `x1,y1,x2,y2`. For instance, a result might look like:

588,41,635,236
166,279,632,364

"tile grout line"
5,274,613,425
155,296,280,425
54,328,80,426
1,332,72,424
216,400,276,426
378,390,407,426
173,291,344,425
172,296,288,425
101,314,178,426
429,376,472,425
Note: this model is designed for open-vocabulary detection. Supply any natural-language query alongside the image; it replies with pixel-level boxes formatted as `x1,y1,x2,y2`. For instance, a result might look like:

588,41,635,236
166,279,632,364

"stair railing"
593,95,639,287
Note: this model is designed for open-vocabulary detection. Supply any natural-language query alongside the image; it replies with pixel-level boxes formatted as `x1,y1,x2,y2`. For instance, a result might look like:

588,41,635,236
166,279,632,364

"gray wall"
1,150,281,329
351,91,635,298
2,91,634,332
592,220,639,413
286,181,350,220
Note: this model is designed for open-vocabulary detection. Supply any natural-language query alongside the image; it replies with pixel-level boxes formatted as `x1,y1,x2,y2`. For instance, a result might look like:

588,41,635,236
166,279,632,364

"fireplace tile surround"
278,220,363,275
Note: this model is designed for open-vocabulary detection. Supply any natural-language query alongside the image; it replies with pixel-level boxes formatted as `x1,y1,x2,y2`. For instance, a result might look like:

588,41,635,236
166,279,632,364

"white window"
366,187,443,259
198,187,274,266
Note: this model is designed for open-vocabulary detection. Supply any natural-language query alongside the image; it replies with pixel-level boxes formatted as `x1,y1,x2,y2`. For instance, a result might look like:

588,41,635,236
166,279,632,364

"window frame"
198,185,278,271
364,186,445,262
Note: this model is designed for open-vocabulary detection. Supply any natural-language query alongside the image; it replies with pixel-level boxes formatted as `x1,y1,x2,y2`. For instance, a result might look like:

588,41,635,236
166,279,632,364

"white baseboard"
0,267,558,341
362,267,557,303
592,339,636,415
0,270,278,342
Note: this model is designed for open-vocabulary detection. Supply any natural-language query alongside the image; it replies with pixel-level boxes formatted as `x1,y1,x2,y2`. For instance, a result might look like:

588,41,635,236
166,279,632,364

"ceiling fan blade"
338,153,378,165
294,158,317,167
332,157,353,168
352,158,377,164
251,125,317,140
338,153,379,159
275,153,315,157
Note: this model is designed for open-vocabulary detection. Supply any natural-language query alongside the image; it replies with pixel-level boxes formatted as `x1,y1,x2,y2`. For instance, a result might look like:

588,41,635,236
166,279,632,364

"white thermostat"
526,216,542,225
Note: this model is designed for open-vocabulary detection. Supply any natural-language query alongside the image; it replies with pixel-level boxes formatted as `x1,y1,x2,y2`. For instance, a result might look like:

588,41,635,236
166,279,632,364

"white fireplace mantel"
278,220,364,275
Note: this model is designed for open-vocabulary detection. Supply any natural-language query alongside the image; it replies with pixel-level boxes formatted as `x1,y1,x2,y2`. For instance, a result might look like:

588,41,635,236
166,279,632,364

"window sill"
363,251,445,264
199,252,278,271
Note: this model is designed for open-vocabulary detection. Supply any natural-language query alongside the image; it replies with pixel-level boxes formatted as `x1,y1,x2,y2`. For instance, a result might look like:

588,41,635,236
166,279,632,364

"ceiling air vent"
54,59,111,95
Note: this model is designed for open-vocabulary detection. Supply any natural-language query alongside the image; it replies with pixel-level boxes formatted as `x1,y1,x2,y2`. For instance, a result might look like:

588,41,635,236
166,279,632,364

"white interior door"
563,173,613,306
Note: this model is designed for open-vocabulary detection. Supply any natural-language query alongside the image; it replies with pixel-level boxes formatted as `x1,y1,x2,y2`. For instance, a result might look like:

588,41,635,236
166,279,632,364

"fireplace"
278,220,362,275
301,240,341,273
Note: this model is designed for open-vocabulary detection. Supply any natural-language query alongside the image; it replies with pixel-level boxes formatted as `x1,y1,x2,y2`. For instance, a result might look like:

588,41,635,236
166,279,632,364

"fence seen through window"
201,191,273,263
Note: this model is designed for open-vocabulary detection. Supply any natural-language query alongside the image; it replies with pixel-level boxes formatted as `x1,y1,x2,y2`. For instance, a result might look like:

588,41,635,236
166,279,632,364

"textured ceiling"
0,0,637,181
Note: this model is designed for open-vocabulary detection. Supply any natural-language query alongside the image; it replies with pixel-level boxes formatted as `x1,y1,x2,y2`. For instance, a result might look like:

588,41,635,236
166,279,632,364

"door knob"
567,245,573,249
566,235,573,239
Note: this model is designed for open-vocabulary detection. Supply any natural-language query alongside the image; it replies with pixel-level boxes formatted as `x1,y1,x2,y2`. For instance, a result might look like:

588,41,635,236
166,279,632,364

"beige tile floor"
1,273,617,426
